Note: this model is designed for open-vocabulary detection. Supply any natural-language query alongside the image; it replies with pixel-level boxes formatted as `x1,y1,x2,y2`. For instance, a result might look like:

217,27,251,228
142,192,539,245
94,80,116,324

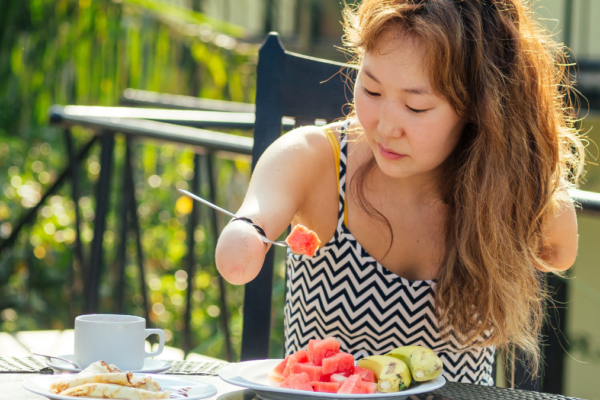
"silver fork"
29,349,81,369
178,189,288,247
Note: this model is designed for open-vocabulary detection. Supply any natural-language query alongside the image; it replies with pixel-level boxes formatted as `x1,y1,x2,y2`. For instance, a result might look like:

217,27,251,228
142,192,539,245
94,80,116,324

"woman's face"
354,30,465,180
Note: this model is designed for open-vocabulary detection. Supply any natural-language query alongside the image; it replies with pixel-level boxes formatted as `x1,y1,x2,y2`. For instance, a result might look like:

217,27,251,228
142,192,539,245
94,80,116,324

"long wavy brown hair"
342,0,585,371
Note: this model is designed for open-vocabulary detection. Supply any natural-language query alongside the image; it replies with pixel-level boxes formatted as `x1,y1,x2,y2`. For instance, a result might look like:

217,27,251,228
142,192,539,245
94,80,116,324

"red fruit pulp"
279,373,314,391
322,352,355,375
311,338,341,366
290,362,323,382
337,374,366,394
353,366,376,383
283,350,310,377
285,225,321,257
311,381,341,393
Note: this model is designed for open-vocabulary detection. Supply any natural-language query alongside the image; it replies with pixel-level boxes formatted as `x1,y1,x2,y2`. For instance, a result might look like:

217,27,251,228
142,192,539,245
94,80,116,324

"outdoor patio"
1,1,600,399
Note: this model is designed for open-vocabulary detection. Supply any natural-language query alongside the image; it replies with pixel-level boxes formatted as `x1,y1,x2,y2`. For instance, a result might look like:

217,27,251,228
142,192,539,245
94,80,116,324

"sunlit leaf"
121,0,245,38
0,0,260,361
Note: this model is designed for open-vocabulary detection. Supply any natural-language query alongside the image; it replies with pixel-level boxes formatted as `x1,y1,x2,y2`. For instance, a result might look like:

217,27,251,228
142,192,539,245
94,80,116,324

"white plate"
46,355,171,374
23,373,217,400
219,359,446,400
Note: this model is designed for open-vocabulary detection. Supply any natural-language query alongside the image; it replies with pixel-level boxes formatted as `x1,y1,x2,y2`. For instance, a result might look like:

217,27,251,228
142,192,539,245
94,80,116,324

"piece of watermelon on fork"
285,224,321,257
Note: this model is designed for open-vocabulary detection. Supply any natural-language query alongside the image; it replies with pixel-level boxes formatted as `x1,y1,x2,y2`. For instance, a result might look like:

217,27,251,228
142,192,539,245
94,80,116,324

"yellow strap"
323,126,341,190
322,125,348,227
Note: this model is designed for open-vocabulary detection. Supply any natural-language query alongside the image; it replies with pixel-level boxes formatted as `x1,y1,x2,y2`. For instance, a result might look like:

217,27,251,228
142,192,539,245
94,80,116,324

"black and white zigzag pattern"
283,123,495,386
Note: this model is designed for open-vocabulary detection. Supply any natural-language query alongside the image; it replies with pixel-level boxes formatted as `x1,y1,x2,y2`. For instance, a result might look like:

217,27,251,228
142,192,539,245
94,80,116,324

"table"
0,359,582,400
0,330,222,363
1,373,230,400
2,374,584,400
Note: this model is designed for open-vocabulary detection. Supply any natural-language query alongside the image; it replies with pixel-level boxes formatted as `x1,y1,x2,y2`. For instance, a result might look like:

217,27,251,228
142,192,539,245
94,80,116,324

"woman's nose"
378,103,405,138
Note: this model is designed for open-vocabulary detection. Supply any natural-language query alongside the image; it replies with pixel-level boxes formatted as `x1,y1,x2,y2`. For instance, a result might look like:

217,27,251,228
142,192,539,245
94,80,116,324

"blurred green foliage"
0,0,286,360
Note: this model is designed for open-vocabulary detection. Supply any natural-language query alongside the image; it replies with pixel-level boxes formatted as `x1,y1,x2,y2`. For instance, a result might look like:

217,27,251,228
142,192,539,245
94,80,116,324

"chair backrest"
241,32,353,362
241,32,541,392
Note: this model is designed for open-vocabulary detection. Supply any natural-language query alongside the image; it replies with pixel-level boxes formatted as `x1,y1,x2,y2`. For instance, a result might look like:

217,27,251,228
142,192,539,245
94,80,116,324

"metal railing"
46,103,260,362
39,99,310,361
50,105,295,132
120,88,256,113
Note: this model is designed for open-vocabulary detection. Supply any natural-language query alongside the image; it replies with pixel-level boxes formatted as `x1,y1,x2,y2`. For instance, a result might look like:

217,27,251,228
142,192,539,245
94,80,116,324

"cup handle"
145,329,165,358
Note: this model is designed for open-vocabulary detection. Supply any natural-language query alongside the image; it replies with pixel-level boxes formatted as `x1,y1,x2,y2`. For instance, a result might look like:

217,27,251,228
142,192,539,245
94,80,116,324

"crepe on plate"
59,383,170,399
50,361,169,399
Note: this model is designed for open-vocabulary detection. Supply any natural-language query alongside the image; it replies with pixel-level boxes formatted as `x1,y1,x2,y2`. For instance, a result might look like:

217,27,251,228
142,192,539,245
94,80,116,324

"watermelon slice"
362,381,378,394
337,374,366,394
310,381,341,393
311,338,341,366
335,370,352,377
285,224,321,257
279,372,314,391
283,350,310,377
322,352,355,375
290,362,323,382
307,339,322,362
268,356,289,382
352,366,375,383
330,374,349,384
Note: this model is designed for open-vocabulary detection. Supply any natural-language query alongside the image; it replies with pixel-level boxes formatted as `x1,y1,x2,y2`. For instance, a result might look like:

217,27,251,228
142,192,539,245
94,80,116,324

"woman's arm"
540,196,578,271
215,125,333,284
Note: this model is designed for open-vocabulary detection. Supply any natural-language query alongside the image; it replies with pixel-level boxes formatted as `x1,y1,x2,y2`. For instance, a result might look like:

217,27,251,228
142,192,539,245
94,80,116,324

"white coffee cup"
74,314,165,370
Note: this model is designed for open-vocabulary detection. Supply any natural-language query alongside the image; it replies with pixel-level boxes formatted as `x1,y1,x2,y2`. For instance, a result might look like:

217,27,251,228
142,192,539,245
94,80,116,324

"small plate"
23,373,217,400
46,355,171,374
219,359,446,400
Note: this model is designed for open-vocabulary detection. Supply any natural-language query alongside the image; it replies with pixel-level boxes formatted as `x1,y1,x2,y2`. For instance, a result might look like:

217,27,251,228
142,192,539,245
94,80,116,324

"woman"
216,0,584,385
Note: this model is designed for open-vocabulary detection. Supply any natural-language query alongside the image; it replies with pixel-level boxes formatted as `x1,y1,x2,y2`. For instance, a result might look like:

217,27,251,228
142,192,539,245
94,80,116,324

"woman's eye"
407,106,427,114
363,87,380,97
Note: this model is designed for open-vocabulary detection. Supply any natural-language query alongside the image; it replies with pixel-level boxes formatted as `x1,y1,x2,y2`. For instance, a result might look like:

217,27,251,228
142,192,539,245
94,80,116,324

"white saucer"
46,355,172,373
24,373,217,400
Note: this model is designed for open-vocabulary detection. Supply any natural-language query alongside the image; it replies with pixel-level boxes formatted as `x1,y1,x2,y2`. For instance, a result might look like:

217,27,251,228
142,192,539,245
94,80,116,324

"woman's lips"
378,144,405,160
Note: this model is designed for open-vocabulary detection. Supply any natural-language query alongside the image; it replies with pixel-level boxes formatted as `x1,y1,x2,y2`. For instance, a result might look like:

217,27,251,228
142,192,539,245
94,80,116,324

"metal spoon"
177,189,288,247
30,349,81,369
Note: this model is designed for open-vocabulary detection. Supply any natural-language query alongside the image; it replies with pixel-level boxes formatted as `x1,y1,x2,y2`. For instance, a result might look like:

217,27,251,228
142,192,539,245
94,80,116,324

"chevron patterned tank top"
284,121,495,386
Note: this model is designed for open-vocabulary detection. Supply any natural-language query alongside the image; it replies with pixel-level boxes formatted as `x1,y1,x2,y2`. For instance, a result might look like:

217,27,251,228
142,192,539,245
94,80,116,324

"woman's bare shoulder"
321,120,354,141
243,124,341,228
540,186,578,271
249,124,339,194
261,122,348,166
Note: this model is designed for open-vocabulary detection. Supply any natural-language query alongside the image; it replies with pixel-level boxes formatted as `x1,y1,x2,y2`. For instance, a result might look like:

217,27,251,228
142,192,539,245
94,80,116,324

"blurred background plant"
0,0,290,361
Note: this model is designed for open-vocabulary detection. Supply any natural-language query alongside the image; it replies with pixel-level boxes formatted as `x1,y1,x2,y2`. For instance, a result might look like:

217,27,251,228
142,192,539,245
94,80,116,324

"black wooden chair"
241,32,546,392
240,32,353,361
